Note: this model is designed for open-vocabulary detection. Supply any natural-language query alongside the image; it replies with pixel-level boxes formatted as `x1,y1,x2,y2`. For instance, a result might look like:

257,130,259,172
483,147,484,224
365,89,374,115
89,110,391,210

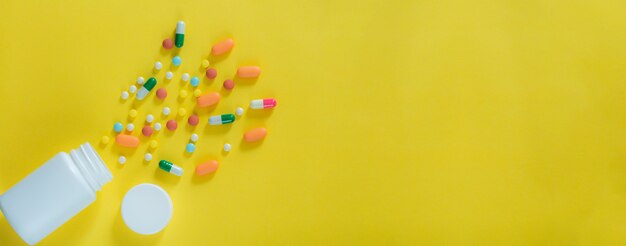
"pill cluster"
106,21,276,178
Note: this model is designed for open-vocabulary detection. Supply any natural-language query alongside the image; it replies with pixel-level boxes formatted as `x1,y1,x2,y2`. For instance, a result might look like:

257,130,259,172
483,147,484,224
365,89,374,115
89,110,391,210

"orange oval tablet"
244,127,267,142
195,160,219,176
211,38,234,55
115,134,140,148
237,66,261,78
197,92,220,107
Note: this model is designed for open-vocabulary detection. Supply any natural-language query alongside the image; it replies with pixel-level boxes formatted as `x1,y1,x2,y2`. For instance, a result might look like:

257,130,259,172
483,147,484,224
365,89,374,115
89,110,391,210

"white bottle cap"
121,183,173,235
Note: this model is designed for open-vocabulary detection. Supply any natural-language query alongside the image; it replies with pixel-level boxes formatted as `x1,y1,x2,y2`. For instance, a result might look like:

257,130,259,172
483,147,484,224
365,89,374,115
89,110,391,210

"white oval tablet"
121,183,172,235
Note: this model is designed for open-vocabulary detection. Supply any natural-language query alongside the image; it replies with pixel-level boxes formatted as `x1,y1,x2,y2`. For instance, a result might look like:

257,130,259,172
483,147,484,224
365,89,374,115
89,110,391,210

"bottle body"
0,143,111,245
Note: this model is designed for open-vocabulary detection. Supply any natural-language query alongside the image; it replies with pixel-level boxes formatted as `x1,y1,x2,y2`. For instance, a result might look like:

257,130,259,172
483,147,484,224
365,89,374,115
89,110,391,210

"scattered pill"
126,123,135,132
237,66,261,78
165,71,173,80
154,61,163,70
205,68,217,79
244,127,267,142
188,115,199,126
116,134,140,148
150,140,159,149
179,89,188,99
172,56,182,66
121,91,130,100
211,38,234,56
159,160,183,176
154,122,162,131
178,108,187,117
190,76,200,87
162,38,174,49
137,76,145,85
223,79,234,90
166,120,178,131
101,136,110,145
223,143,232,152
142,126,154,137
136,77,157,100
190,133,199,142
163,107,171,116
175,21,185,48
195,160,219,176
129,85,137,94
197,92,220,107
156,88,167,99
236,107,244,116
208,114,235,125
182,73,190,81
186,143,196,153
250,98,277,109
118,156,127,164
193,89,202,97
201,59,210,68
144,153,153,161
114,122,124,133
128,109,138,118
146,114,154,123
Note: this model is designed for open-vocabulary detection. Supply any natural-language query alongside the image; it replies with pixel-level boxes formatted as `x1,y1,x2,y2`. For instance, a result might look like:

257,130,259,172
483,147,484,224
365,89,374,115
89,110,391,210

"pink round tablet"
166,120,178,131
156,88,167,99
223,79,234,90
142,126,154,137
162,38,174,49
205,68,217,79
188,115,199,126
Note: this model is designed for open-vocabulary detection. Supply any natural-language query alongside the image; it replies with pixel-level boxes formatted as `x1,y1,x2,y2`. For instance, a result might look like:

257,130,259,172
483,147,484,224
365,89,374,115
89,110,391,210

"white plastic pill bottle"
0,142,112,245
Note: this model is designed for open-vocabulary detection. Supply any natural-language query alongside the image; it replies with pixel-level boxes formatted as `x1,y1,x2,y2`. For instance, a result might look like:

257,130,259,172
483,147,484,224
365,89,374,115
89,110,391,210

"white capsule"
146,114,154,123
154,122,162,131
126,123,135,132
163,107,171,116
236,107,244,116
190,134,199,142
166,71,173,80
182,73,190,81
223,143,232,152
118,156,127,164
137,76,145,85
171,165,184,176
121,91,129,100
154,61,163,70
129,85,137,93
144,153,153,162
176,21,185,34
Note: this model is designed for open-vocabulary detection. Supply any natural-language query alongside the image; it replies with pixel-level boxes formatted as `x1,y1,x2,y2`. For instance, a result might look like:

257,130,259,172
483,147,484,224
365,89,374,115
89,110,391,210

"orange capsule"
244,127,267,142
236,66,261,78
115,134,140,148
211,38,234,55
196,92,220,107
195,160,219,175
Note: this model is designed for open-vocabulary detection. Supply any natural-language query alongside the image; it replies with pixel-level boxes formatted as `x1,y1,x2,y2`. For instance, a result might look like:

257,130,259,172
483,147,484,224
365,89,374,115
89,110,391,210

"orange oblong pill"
244,127,267,142
237,66,261,78
197,92,220,107
115,134,140,148
195,160,219,176
211,38,234,55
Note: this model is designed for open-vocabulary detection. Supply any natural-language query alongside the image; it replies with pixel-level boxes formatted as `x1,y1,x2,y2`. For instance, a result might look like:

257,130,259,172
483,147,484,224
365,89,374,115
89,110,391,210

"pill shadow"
220,86,233,97
191,172,216,184
233,77,259,86
246,108,274,118
209,52,232,65
153,167,182,186
203,124,233,136
152,93,165,105
239,138,264,151
112,209,164,246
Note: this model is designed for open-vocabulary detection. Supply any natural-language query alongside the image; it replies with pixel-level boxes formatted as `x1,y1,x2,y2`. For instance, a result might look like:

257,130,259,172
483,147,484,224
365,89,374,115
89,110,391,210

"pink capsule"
250,98,277,109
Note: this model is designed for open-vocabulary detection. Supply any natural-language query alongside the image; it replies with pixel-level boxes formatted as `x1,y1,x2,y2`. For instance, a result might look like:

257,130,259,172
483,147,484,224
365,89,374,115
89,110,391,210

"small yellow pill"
149,140,159,149
193,89,202,97
178,108,187,117
201,59,210,68
128,109,138,118
101,136,110,144
179,89,188,98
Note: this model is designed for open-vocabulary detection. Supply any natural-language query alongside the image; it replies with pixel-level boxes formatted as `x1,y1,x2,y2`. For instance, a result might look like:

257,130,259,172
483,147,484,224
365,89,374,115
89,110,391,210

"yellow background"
1,0,626,245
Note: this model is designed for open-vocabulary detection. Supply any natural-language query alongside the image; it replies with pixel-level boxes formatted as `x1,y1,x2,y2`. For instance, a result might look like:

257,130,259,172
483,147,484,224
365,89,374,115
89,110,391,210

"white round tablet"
122,183,173,235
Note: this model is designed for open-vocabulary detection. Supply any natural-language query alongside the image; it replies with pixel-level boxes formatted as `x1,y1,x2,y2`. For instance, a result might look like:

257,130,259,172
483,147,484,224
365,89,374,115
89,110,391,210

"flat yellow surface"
1,0,626,245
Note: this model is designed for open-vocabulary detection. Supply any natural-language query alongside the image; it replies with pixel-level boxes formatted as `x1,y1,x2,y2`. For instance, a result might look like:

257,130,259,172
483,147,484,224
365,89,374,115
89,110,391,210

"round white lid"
121,183,173,235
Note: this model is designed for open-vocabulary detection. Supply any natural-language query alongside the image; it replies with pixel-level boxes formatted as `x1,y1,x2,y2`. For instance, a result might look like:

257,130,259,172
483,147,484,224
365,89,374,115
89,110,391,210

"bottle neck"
69,143,113,193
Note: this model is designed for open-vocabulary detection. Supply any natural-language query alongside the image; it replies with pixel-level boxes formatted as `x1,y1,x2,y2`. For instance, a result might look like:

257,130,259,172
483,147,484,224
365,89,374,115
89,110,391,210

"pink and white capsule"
250,99,277,109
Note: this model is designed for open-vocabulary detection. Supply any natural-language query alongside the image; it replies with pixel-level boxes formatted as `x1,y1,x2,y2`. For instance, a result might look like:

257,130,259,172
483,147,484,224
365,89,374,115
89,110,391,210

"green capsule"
159,160,183,176
208,114,235,125
175,21,185,48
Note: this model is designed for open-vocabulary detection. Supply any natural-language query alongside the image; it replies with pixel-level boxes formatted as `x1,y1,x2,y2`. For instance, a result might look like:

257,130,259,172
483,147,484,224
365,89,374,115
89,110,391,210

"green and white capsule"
159,160,183,176
208,114,235,125
136,77,157,100
175,21,185,48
